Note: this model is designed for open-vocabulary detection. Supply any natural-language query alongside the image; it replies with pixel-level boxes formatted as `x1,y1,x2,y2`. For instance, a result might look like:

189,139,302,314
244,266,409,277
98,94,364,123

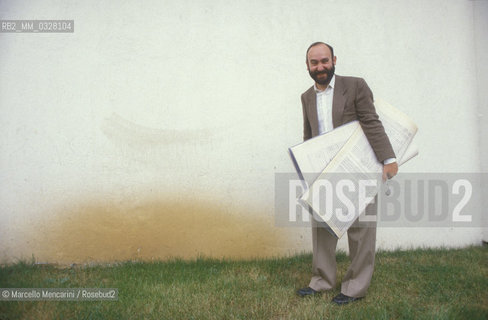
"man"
296,42,398,305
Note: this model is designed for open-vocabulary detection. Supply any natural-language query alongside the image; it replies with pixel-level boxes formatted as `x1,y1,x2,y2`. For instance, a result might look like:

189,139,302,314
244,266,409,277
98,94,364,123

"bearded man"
296,42,398,305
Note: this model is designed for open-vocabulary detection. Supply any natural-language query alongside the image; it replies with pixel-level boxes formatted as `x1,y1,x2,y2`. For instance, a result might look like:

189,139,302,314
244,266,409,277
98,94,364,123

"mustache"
311,69,329,76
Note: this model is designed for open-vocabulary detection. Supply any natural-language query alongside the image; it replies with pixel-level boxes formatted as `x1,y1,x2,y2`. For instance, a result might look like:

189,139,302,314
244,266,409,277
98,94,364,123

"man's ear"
333,56,337,65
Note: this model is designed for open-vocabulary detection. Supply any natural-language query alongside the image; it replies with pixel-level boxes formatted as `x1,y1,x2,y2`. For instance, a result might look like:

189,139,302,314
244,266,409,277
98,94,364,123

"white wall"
473,0,488,242
0,0,484,264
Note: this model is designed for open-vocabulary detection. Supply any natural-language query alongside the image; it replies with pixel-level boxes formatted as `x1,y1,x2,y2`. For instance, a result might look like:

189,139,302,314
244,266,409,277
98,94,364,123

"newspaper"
289,99,418,238
289,121,358,187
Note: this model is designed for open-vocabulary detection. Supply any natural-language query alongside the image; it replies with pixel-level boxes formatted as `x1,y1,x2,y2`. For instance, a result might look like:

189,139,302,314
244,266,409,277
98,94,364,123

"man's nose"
317,64,325,71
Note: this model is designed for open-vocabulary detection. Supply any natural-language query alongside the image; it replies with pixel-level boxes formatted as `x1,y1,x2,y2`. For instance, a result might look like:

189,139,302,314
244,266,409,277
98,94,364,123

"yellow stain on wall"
27,197,290,265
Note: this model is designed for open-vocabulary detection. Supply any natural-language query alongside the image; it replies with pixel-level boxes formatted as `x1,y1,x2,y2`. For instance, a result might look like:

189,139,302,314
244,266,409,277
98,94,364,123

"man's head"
306,42,336,87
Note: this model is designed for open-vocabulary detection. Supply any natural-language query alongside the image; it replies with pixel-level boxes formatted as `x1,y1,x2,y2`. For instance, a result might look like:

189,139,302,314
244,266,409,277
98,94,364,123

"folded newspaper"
289,99,418,238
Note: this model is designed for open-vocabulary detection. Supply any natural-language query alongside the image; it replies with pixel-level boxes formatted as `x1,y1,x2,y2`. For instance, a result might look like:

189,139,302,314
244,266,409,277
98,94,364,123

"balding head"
306,42,334,66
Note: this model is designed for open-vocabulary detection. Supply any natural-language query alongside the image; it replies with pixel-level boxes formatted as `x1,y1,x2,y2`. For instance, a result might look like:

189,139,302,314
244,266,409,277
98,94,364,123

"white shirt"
314,75,396,165
314,76,335,135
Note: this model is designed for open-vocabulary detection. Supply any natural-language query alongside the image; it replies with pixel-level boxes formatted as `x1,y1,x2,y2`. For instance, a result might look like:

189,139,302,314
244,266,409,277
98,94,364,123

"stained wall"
0,0,484,264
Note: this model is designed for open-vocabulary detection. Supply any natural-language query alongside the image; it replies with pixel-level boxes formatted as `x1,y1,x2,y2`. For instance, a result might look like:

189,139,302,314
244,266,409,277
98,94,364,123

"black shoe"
332,293,363,305
296,287,321,297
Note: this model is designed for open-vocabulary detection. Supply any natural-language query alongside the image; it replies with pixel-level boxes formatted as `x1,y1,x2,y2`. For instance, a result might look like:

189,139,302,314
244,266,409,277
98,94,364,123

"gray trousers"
308,201,377,298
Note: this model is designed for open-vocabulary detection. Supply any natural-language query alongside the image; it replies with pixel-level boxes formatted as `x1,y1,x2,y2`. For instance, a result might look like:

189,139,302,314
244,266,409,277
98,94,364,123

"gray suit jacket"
301,75,395,163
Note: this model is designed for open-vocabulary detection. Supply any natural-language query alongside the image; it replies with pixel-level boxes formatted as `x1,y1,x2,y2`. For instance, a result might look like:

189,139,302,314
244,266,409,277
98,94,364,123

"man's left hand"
382,162,398,181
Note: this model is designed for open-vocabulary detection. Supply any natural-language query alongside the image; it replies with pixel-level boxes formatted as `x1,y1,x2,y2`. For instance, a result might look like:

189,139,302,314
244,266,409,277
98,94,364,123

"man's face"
307,44,336,86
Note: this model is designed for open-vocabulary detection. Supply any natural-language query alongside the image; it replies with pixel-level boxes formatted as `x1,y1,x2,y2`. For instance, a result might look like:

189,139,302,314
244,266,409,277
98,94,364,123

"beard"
309,65,335,85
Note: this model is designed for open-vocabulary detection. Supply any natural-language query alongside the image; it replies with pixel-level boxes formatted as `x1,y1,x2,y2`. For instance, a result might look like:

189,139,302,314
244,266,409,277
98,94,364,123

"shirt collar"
314,75,335,93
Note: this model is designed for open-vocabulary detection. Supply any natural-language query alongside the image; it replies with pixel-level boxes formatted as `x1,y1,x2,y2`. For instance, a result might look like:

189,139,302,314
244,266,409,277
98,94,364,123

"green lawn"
1,246,487,319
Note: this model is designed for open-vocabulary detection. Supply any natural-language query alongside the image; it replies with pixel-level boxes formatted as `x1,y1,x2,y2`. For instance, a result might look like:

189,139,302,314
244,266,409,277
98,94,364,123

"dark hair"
305,42,334,63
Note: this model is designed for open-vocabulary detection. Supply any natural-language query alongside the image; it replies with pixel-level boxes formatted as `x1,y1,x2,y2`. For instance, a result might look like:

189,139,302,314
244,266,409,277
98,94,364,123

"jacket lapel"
332,75,346,128
305,87,319,136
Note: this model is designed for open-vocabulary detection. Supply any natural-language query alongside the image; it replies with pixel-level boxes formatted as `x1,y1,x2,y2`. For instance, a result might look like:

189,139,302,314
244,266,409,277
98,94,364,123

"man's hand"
382,162,398,181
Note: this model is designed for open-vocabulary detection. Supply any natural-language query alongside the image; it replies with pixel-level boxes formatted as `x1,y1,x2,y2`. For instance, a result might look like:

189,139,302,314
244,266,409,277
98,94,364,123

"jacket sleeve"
354,78,396,162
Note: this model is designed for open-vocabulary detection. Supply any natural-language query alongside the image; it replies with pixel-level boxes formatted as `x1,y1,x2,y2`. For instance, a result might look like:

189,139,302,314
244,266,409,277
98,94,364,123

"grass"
0,246,487,319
